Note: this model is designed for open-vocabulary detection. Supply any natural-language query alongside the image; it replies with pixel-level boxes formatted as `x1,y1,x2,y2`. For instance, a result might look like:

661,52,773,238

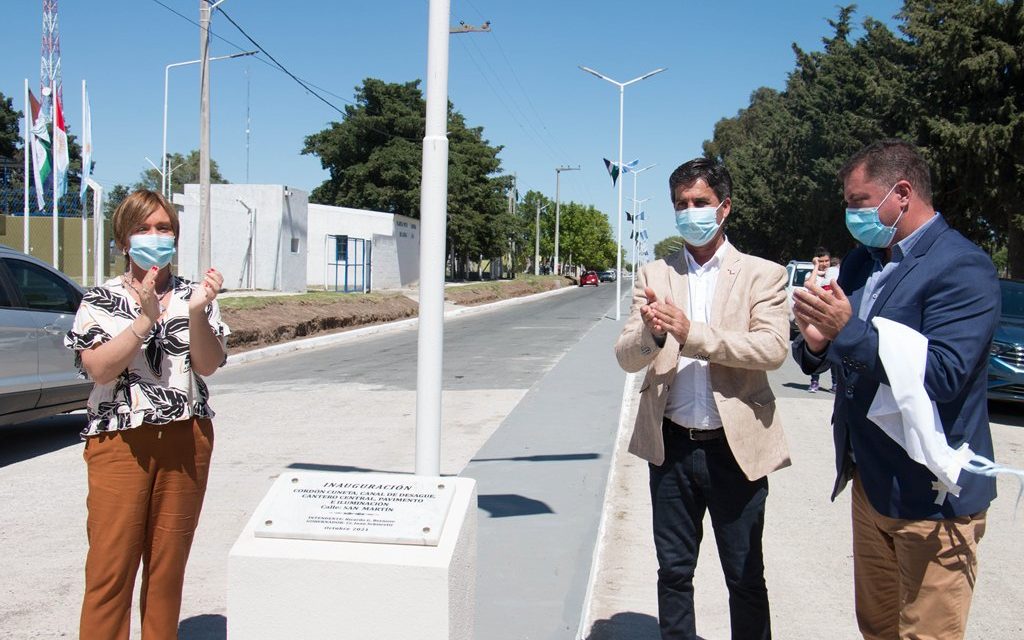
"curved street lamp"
579,65,666,320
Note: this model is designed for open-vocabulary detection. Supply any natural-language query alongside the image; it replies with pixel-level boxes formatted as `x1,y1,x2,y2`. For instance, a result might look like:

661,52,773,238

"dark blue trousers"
649,422,771,640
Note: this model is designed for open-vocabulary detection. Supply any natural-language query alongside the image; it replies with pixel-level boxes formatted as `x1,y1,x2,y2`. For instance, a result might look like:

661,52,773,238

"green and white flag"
53,88,69,201
28,89,50,210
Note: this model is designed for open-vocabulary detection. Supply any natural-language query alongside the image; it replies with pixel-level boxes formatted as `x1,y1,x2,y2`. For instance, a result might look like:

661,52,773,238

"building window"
335,235,348,262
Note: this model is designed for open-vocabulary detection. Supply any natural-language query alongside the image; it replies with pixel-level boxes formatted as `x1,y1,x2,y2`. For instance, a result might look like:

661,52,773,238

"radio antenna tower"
40,0,62,113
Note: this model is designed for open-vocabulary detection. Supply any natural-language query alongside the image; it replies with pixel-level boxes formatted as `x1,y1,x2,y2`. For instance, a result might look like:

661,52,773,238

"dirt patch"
443,275,575,306
221,293,419,352
220,276,574,352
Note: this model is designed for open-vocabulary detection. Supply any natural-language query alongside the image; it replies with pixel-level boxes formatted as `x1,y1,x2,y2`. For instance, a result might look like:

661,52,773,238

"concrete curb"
224,283,578,367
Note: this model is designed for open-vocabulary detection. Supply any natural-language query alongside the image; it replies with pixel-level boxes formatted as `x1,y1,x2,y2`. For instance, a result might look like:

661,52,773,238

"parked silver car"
0,244,92,426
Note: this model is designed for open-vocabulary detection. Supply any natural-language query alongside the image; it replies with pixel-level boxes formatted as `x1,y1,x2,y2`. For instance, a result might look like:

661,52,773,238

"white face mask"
674,202,724,247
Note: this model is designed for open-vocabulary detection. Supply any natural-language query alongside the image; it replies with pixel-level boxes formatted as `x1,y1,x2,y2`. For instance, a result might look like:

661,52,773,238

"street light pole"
554,165,579,276
632,196,649,279
579,65,666,320
534,202,548,276
630,163,655,278
163,49,256,199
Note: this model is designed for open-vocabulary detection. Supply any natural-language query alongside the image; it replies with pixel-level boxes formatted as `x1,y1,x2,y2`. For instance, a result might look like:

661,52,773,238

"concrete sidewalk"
463,312,627,639
582,357,1024,639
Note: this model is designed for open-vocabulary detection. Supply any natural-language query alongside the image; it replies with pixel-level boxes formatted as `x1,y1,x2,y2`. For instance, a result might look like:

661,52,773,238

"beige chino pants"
851,472,986,640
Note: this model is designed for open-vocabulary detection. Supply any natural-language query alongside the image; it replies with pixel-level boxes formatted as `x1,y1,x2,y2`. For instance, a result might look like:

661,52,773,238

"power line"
217,8,348,120
148,0,528,181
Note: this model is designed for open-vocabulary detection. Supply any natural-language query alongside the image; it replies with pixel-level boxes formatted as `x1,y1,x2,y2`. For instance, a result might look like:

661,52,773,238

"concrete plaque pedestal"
228,471,477,640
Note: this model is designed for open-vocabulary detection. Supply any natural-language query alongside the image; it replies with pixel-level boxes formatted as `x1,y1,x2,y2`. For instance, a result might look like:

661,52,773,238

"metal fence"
0,177,116,287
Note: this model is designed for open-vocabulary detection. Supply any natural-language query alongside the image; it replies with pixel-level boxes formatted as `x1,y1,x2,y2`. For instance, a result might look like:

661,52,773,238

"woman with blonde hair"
65,189,228,638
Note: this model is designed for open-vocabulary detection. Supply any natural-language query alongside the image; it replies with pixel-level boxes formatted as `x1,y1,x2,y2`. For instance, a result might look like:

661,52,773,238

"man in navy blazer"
792,139,999,640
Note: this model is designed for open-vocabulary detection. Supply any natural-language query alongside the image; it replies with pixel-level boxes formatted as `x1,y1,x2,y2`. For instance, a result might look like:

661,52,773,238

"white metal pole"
554,171,561,276
23,78,29,254
251,207,256,289
163,64,170,197
52,79,58,269
615,84,624,320
198,0,212,275
415,0,451,478
81,81,88,285
553,165,578,276
631,168,637,281
579,66,665,316
88,178,103,286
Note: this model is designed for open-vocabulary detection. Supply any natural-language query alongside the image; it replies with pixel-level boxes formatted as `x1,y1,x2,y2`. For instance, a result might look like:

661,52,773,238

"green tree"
900,0,1024,277
136,150,228,196
302,78,510,277
0,91,21,159
303,79,425,213
104,184,130,219
705,5,911,262
556,201,617,269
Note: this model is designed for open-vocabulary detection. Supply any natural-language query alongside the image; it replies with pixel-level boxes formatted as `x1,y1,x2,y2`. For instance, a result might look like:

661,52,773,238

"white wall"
175,185,308,293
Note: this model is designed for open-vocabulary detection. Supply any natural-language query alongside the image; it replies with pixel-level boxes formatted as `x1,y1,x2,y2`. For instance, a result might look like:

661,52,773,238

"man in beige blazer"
614,158,790,640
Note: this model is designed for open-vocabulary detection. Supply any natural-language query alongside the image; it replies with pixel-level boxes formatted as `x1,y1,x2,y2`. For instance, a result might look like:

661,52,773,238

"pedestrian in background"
806,246,839,393
65,189,230,639
792,139,998,640
615,158,790,640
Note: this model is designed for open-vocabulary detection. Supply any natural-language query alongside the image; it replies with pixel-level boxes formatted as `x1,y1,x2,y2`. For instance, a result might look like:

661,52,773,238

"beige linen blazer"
614,245,791,480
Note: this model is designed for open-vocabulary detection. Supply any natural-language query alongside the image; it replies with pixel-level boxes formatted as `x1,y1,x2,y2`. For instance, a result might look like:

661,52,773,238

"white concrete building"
306,204,419,292
173,184,418,293
174,184,308,292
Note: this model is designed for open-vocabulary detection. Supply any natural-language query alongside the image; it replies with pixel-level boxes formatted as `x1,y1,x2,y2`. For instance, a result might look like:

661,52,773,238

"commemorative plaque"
253,471,456,546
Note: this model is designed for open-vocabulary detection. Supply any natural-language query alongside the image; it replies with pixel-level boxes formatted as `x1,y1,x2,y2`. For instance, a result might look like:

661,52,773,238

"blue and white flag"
80,85,92,201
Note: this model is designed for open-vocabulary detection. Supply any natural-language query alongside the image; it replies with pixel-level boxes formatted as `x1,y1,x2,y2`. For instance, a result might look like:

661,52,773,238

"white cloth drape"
868,317,1024,505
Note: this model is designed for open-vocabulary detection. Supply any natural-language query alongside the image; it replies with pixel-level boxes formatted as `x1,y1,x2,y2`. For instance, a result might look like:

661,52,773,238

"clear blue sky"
2,0,904,248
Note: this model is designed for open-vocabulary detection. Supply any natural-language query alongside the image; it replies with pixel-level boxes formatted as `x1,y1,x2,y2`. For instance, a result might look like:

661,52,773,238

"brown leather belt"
664,417,724,441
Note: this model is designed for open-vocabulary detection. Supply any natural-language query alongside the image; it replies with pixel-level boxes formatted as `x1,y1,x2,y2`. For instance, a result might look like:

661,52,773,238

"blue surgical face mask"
128,234,176,270
674,202,725,247
845,183,904,248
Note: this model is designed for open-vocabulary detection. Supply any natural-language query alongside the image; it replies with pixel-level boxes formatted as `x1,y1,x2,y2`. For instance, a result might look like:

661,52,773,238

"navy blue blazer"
793,215,999,519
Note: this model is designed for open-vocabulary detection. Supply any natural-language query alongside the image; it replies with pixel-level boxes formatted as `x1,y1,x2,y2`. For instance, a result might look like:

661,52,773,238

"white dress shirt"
664,242,728,430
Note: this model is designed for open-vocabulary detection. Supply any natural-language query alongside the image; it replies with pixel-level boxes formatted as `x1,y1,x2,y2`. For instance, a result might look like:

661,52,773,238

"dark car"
579,271,599,287
598,269,617,283
0,244,92,426
988,278,1024,403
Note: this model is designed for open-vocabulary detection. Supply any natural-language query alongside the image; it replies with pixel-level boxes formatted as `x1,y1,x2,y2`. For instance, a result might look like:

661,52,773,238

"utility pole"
554,165,579,276
534,201,548,276
198,0,230,275
198,0,212,274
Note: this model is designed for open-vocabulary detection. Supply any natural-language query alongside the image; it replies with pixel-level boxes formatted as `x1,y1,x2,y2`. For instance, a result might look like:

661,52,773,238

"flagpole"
51,79,58,268
81,80,88,286
23,79,30,254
